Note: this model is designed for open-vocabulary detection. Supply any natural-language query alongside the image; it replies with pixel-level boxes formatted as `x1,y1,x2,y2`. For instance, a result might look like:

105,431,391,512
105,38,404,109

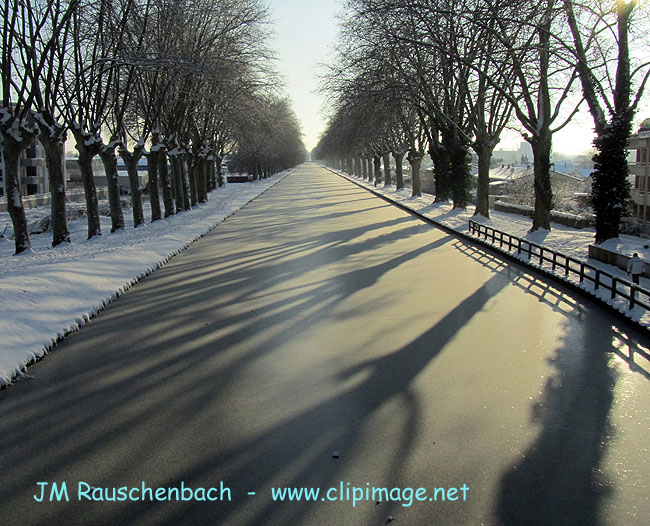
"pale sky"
266,0,340,152
266,0,647,156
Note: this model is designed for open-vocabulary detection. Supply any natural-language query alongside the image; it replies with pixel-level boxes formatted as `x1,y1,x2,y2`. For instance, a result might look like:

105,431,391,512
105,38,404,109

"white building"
0,134,52,199
629,118,650,233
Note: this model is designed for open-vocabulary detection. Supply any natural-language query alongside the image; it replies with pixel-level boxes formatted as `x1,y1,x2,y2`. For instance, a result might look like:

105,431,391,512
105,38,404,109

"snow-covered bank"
0,171,291,387
332,168,650,331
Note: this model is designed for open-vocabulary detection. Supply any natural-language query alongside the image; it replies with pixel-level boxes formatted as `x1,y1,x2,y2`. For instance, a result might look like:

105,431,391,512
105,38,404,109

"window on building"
25,141,38,158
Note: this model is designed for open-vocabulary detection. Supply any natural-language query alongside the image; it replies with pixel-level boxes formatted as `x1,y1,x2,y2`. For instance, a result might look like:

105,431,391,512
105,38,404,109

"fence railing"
468,219,650,312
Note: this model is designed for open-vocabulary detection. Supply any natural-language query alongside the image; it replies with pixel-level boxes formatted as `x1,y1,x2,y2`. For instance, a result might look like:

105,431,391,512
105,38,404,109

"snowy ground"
0,171,291,387
332,168,650,332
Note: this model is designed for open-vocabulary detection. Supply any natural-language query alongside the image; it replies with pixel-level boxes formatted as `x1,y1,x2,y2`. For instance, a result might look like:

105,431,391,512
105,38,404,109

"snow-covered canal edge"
0,170,293,387
329,167,650,335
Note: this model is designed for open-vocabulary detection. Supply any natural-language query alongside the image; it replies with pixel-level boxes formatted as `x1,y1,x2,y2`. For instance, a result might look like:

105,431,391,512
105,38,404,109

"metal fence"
468,219,650,312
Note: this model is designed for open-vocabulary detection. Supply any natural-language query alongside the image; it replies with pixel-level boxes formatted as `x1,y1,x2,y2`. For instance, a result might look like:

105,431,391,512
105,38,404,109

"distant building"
65,156,148,188
0,107,67,199
65,156,105,183
629,118,650,233
0,134,52,198
493,141,533,164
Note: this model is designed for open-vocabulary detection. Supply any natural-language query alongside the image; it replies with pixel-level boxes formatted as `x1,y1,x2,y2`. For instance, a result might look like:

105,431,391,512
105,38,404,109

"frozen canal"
1,163,648,525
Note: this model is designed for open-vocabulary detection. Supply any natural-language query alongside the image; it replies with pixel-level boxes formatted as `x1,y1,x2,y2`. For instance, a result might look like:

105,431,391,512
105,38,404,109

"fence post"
464,220,650,314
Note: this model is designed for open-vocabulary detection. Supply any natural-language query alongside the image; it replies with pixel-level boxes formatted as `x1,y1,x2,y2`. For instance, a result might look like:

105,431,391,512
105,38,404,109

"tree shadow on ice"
454,239,636,525
0,171,645,526
0,207,455,526
125,271,512,526
453,239,587,319
496,317,617,526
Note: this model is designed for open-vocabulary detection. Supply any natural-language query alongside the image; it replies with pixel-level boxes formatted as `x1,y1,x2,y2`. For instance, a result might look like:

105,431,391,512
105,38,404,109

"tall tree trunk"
530,131,553,231
473,140,495,218
98,144,125,232
1,137,31,254
408,150,423,197
169,157,177,202
187,154,198,207
451,139,471,209
39,132,70,245
591,114,633,242
392,151,404,189
565,0,635,242
119,144,145,228
382,152,391,185
195,157,204,203
145,149,162,222
171,156,185,213
530,5,553,232
354,157,361,177
198,156,208,203
73,137,102,239
373,155,382,186
435,130,453,203
181,155,191,210
204,157,211,199
158,148,174,218
206,157,214,192
215,155,223,188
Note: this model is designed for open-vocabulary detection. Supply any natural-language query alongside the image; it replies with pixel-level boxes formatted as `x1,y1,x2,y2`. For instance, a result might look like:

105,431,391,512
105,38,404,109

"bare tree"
1,0,79,253
29,0,82,247
564,0,650,242
493,0,582,230
323,0,584,229
63,0,136,236
107,1,157,228
229,95,306,176
2,0,294,256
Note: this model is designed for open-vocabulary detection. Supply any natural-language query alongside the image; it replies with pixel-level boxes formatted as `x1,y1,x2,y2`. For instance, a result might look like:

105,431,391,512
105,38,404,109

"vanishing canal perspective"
2,0,650,524
1,165,649,525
